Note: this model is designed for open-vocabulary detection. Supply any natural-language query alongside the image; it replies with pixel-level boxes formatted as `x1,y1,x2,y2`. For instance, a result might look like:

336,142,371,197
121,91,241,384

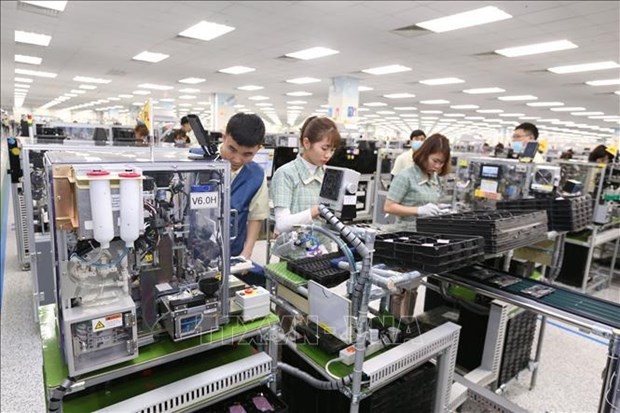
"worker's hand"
417,203,441,217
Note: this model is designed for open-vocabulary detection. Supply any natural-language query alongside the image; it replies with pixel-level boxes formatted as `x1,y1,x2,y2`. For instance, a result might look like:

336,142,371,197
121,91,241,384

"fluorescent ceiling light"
14,77,33,83
14,30,51,46
248,95,270,101
320,104,330,108
137,83,174,90
73,76,111,84
218,66,255,75
548,61,620,74
178,103,192,107
476,109,503,113
133,90,151,95
416,6,512,33
498,113,524,117
288,106,304,110
550,107,585,112
363,102,388,107
70,89,86,94
107,97,120,101
362,64,411,75
498,95,538,101
15,68,57,78
179,95,196,100
197,101,210,105
400,114,418,118
384,93,416,99
420,110,442,114
615,91,620,95
571,111,604,116
526,102,565,107
463,87,505,94
238,85,264,91
160,98,175,102
394,107,417,111
450,104,479,109
15,54,42,65
495,40,577,57
377,111,396,115
585,79,620,86
419,77,465,85
358,86,374,92
179,88,200,93
118,94,133,98
20,1,68,11
286,77,321,84
285,47,339,60
178,77,206,84
179,20,235,41
15,84,31,89
64,93,78,97
465,116,485,120
132,102,144,106
132,51,169,63
421,116,439,120
286,91,312,97
420,99,450,104
444,113,466,117
287,100,307,104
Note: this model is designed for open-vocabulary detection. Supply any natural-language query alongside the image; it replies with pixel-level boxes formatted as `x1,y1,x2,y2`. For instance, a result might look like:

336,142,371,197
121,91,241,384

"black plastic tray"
286,252,351,288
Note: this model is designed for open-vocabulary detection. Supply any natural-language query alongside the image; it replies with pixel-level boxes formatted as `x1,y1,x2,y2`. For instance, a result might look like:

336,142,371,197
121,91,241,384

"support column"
327,76,359,129
209,93,236,133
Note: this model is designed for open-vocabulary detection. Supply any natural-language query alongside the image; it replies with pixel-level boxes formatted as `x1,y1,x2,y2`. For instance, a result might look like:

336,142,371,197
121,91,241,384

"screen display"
253,148,275,178
481,165,500,179
319,168,343,201
522,141,540,159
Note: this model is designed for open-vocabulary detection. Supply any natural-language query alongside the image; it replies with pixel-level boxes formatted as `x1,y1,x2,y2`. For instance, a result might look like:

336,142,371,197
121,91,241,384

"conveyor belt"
432,265,620,336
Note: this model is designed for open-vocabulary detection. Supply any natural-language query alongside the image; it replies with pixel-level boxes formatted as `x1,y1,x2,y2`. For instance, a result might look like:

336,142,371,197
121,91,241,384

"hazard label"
91,313,123,331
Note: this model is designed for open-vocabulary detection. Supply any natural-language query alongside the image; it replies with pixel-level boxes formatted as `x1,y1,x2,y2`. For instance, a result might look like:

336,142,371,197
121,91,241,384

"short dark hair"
134,124,149,138
515,122,539,140
588,145,614,163
413,133,451,176
410,129,426,140
180,116,189,125
225,113,265,147
299,116,341,147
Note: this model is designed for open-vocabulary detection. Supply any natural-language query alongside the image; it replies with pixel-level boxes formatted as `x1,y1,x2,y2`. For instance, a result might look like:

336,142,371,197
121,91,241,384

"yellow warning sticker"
91,313,123,331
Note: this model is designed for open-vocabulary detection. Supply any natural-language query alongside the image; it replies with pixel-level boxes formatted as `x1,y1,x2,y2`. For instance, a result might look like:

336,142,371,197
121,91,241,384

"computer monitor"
187,114,218,159
253,148,275,178
521,141,540,161
273,147,298,171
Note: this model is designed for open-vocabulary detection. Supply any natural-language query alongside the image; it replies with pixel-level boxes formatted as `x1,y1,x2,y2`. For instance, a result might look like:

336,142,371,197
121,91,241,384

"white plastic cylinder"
119,171,142,248
87,170,114,249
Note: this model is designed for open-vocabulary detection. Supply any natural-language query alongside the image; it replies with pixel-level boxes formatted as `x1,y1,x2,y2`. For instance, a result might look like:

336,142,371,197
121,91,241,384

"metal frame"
10,181,30,270
93,352,274,413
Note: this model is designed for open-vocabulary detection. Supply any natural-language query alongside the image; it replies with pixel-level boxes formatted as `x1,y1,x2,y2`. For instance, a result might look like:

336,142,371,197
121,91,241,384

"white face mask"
412,141,423,150
512,141,524,153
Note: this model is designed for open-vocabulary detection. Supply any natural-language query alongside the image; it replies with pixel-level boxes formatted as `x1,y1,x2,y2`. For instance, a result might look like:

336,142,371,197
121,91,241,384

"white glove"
417,203,441,217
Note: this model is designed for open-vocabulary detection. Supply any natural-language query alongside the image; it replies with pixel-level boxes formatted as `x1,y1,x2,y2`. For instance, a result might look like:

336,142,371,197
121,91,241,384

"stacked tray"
286,252,350,288
497,195,591,232
417,210,548,254
374,232,484,273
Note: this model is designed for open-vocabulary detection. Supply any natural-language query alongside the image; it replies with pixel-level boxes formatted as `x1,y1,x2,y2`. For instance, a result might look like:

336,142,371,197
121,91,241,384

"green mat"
265,262,307,286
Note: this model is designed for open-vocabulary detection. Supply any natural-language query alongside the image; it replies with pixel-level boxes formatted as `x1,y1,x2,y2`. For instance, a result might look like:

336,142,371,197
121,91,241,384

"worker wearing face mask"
391,129,426,177
511,122,544,163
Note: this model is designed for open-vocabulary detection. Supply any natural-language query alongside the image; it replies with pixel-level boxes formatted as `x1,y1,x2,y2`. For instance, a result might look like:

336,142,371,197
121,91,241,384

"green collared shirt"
387,163,441,223
271,155,324,214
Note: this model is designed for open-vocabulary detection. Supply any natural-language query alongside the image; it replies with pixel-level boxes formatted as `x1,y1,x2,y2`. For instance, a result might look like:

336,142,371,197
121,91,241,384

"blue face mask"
411,141,423,150
512,141,524,153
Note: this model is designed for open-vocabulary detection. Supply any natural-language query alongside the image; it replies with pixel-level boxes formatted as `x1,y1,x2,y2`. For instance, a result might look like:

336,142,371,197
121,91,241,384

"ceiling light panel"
15,54,42,65
238,85,264,91
498,95,538,101
420,99,450,104
287,100,307,104
363,102,388,107
550,107,585,111
178,77,206,84
20,1,68,11
179,88,200,93
248,95,270,101
463,87,505,94
419,77,465,85
15,83,31,89
137,83,174,90
416,6,512,33
476,109,503,113
14,77,33,83
14,30,51,46
585,79,620,86
286,77,321,84
495,40,578,57
571,111,604,116
358,86,374,92
133,90,151,95
178,20,235,41
179,95,196,99
285,47,339,60
218,66,255,75
133,51,170,63
15,68,57,78
548,61,620,74
362,64,411,75
286,91,312,97
384,93,416,99
394,106,417,111
451,104,479,109
73,76,111,84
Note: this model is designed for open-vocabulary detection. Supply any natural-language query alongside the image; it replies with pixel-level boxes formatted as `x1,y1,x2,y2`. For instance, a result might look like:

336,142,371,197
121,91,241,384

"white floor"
1,146,618,412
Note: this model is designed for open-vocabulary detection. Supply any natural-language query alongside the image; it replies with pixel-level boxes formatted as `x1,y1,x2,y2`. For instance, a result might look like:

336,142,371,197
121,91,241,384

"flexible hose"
277,362,351,391
71,247,129,268
48,378,74,412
